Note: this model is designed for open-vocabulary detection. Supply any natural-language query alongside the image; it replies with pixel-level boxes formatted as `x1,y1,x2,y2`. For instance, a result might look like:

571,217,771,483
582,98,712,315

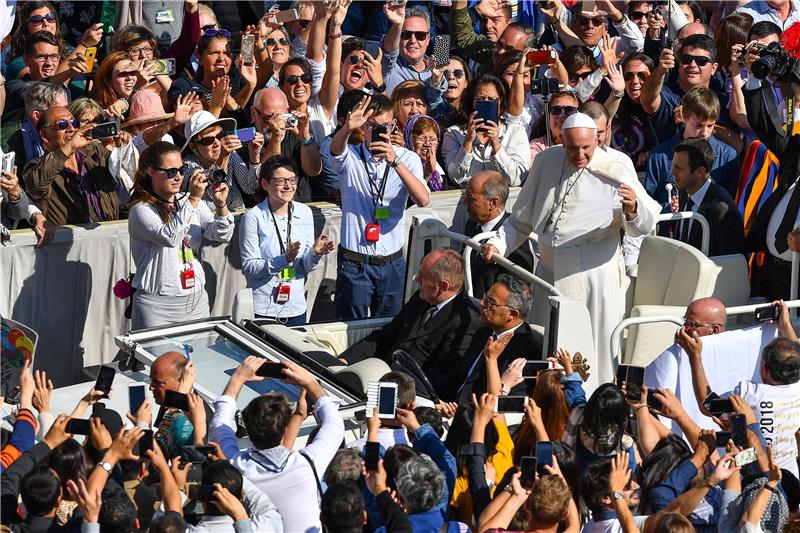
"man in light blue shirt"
736,0,800,31
325,92,430,319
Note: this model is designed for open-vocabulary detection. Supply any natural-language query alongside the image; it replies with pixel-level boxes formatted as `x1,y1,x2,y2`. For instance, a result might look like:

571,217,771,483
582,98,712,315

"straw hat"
181,110,237,152
122,90,174,128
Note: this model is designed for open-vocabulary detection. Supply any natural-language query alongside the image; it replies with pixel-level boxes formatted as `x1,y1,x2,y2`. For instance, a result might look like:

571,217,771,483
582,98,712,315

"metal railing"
655,211,711,256
458,230,542,297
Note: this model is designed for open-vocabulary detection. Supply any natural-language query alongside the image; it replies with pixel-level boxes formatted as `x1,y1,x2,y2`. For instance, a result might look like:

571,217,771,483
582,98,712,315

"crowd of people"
3,0,800,531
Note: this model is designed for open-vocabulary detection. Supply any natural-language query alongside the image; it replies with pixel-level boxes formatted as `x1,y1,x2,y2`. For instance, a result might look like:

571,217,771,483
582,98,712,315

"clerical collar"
480,212,505,233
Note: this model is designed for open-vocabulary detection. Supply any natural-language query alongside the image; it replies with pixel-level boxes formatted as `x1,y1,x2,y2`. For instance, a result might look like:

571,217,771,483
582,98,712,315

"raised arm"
640,47,674,114
676,328,714,417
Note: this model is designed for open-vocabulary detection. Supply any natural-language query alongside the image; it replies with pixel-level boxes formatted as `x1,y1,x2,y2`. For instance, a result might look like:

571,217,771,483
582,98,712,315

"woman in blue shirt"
239,156,334,325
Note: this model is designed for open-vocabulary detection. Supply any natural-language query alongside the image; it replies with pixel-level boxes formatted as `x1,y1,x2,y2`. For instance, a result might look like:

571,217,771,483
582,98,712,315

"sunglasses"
569,71,592,82
266,37,290,47
195,131,226,146
623,71,648,81
629,10,648,20
155,165,189,179
284,73,313,85
679,53,712,67
400,30,428,41
45,117,80,130
204,28,231,37
550,105,578,117
444,68,465,79
576,15,605,27
28,12,56,24
348,54,364,65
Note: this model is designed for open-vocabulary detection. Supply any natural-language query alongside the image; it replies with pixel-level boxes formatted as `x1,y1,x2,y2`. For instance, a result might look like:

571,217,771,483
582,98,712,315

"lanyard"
360,146,391,210
179,238,194,264
267,202,293,255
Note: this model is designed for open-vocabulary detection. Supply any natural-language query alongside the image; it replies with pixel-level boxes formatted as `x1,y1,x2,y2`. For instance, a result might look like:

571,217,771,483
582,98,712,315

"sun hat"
181,110,237,152
122,89,174,128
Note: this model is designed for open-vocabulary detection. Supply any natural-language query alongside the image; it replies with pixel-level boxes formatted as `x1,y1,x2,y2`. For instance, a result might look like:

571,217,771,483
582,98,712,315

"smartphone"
535,441,554,475
180,445,216,464
256,361,285,379
531,78,560,96
371,124,390,141
520,456,536,489
735,447,757,467
616,364,645,402
646,391,663,411
66,418,91,435
707,398,734,416
475,100,499,126
731,413,748,447
377,382,398,419
715,431,732,448
94,365,115,398
495,396,528,413
84,47,97,72
527,49,557,65
139,429,154,453
128,383,147,416
433,35,450,68
241,35,255,66
163,390,190,411
1,152,15,174
91,402,105,417
365,41,381,60
235,127,256,143
364,441,380,471
91,121,119,140
274,8,300,23
754,304,780,322
522,360,550,378
143,58,176,76
188,484,216,501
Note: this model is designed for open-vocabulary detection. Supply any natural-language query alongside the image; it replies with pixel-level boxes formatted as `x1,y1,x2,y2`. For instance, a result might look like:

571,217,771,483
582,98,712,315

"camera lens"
211,169,226,184
752,55,777,80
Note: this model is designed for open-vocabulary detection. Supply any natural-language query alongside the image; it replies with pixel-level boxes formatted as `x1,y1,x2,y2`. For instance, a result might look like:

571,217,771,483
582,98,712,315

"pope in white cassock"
482,112,661,388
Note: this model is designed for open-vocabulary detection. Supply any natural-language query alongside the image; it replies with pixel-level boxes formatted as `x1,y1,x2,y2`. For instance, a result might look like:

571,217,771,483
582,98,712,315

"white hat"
561,112,597,131
181,110,237,152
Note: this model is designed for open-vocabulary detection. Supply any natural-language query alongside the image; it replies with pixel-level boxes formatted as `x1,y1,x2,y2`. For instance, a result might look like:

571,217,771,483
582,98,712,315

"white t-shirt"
732,379,800,477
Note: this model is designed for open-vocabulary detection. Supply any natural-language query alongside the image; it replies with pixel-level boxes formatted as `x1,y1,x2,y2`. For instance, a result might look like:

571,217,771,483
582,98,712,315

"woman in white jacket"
128,141,234,329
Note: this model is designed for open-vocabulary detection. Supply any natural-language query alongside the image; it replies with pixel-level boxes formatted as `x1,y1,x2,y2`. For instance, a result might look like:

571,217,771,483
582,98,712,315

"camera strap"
359,145,391,212
267,201,293,255
787,95,795,132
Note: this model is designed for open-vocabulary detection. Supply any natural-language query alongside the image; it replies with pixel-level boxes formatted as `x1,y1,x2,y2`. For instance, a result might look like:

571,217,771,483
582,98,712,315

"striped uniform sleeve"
0,408,37,471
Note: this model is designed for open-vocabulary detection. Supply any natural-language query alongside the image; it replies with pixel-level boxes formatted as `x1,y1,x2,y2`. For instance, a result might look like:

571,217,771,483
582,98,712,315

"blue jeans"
335,255,405,320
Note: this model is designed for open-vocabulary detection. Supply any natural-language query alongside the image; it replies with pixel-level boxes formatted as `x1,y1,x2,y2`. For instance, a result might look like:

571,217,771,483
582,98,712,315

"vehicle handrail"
440,229,561,297
655,211,710,256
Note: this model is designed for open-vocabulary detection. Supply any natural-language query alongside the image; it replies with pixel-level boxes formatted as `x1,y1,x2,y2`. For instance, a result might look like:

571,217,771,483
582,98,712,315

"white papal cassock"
486,144,661,388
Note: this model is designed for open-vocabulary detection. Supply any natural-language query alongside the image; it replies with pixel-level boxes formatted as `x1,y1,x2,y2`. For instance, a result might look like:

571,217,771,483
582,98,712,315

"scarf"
404,114,443,191
66,151,108,222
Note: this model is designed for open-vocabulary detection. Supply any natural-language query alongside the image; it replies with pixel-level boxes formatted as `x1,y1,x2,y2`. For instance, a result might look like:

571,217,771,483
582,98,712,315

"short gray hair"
324,448,363,485
404,6,431,29
429,248,464,291
480,172,509,207
395,456,445,513
496,274,533,316
24,82,68,117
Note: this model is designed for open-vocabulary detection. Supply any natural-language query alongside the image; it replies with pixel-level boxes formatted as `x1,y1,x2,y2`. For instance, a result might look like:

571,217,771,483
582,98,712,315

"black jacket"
660,182,746,257
456,322,543,404
340,290,481,399
464,214,535,299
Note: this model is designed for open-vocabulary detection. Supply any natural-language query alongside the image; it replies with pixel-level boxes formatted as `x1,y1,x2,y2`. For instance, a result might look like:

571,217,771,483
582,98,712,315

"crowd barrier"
0,189,521,387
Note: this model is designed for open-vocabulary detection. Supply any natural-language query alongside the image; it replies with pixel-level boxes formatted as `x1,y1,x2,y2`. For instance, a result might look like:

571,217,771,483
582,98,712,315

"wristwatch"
367,81,387,93
612,492,625,500
388,158,400,168
301,134,315,146
97,461,113,473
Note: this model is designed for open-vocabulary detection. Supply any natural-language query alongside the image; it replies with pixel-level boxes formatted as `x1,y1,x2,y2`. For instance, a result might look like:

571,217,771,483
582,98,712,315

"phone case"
434,35,450,68
241,35,255,65
274,8,299,23
84,47,97,72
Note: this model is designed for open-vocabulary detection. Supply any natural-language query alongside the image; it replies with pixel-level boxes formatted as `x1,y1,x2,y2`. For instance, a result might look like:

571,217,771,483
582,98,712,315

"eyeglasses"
204,28,231,37
195,132,226,146
127,45,154,57
629,10,648,20
400,30,428,41
155,165,188,179
284,73,313,85
550,105,578,117
679,53,712,67
28,12,56,25
266,37,290,47
444,68,465,79
682,318,720,330
45,118,80,130
413,136,439,145
270,176,299,186
30,53,60,63
576,15,606,27
623,71,648,81
297,19,311,29
569,71,592,82
481,294,518,311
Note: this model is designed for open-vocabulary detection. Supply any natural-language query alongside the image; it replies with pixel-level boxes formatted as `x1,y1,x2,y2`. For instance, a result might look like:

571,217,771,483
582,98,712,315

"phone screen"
731,414,748,447
129,384,146,415
364,441,380,471
520,456,536,489
241,35,255,65
181,445,215,463
708,398,734,416
256,361,284,379
522,361,550,378
535,442,553,474
624,366,645,402
377,385,397,417
235,127,256,143
138,429,154,453
495,396,527,413
715,431,732,448
95,366,115,398
163,390,190,411
66,419,91,436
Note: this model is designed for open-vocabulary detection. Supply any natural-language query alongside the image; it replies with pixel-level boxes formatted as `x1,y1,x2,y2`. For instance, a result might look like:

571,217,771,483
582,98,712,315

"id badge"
275,284,291,304
180,268,195,289
374,206,390,220
156,8,175,23
278,266,296,280
365,223,380,242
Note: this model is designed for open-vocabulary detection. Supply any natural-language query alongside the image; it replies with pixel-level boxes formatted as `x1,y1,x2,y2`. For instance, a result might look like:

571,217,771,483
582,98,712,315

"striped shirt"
183,150,259,211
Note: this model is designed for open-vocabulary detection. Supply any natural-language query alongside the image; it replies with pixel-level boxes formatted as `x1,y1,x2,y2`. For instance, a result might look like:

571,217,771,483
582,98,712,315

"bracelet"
612,89,625,98
79,41,92,49
764,483,779,493
329,32,343,39
503,484,514,494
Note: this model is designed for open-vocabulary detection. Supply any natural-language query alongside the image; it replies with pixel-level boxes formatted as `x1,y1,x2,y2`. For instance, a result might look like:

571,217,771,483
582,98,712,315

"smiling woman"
92,51,139,116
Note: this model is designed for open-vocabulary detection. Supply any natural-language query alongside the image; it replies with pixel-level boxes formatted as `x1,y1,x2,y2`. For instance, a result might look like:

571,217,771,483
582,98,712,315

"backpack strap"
299,449,323,505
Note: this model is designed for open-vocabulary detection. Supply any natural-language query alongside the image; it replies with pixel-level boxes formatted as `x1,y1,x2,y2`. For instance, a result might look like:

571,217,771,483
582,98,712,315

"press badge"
278,266,296,280
365,223,380,242
180,266,195,289
374,206,390,220
156,9,175,23
275,284,291,304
